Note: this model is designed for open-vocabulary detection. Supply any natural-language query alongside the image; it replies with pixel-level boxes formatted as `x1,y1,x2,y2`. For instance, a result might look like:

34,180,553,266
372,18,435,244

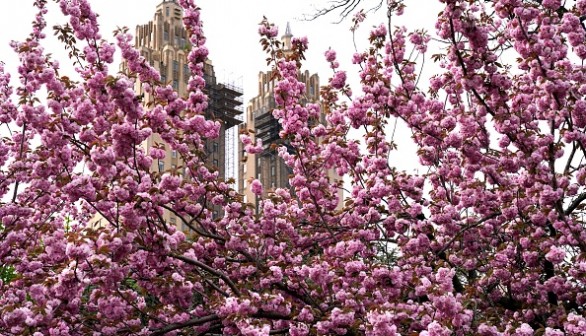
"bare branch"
170,253,241,297
150,314,219,336
301,0,383,23
565,193,586,216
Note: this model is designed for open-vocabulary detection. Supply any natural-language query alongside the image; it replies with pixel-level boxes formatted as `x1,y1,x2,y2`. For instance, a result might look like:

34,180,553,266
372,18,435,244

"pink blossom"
542,0,561,10
325,49,337,62
330,71,347,89
3,0,586,335
250,179,263,195
258,24,278,38
545,246,566,264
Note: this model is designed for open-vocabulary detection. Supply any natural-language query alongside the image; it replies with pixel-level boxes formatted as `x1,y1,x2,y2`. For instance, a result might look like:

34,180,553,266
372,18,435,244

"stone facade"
239,24,342,211
126,0,242,225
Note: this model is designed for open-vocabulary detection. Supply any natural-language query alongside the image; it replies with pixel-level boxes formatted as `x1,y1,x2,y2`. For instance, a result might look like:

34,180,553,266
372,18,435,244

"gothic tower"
238,24,341,211
134,0,243,222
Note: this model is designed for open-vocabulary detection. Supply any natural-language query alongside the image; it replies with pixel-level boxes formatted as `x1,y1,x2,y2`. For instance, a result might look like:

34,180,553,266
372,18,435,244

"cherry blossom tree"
1,0,586,335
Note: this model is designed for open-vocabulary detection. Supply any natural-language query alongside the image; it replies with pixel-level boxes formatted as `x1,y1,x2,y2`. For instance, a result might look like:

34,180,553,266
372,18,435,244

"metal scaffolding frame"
219,76,243,185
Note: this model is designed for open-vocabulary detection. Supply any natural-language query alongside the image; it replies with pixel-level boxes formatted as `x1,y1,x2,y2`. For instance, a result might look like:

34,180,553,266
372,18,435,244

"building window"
271,165,276,176
172,61,179,81
160,63,167,80
171,150,177,158
158,160,164,172
164,30,169,41
213,142,218,152
183,65,190,82
173,80,178,90
166,7,170,16
213,159,219,168
171,164,176,170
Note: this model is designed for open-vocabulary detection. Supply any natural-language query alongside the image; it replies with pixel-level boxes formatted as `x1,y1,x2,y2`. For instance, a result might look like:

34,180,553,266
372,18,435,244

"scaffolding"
218,78,243,184
202,65,243,184
225,111,242,184
224,83,244,184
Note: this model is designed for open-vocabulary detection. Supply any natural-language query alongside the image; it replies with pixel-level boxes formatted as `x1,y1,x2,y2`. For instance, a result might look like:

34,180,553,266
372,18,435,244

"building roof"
284,22,292,37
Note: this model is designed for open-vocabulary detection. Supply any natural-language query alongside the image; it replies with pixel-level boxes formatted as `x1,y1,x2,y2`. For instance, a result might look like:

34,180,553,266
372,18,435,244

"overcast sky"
0,0,442,172
0,0,441,102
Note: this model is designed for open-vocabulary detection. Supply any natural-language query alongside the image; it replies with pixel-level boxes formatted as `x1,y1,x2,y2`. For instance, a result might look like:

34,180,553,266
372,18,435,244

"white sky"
0,0,442,172
0,0,441,101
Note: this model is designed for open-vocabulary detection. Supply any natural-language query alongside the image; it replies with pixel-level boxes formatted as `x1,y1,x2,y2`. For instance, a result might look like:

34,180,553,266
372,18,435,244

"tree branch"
150,314,219,336
170,253,241,297
565,193,586,216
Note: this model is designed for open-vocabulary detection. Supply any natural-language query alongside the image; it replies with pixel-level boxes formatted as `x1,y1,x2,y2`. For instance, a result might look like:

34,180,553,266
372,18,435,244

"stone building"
127,0,242,224
239,24,341,211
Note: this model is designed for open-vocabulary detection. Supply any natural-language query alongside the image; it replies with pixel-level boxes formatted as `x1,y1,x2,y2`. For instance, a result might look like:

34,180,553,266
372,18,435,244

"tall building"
132,0,242,222
239,24,341,210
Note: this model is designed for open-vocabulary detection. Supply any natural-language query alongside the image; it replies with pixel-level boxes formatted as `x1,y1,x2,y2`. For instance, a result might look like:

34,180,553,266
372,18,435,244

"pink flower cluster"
2,0,586,335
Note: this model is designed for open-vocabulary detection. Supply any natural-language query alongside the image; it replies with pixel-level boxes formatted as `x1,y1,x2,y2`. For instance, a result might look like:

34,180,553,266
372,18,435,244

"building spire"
280,22,293,52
